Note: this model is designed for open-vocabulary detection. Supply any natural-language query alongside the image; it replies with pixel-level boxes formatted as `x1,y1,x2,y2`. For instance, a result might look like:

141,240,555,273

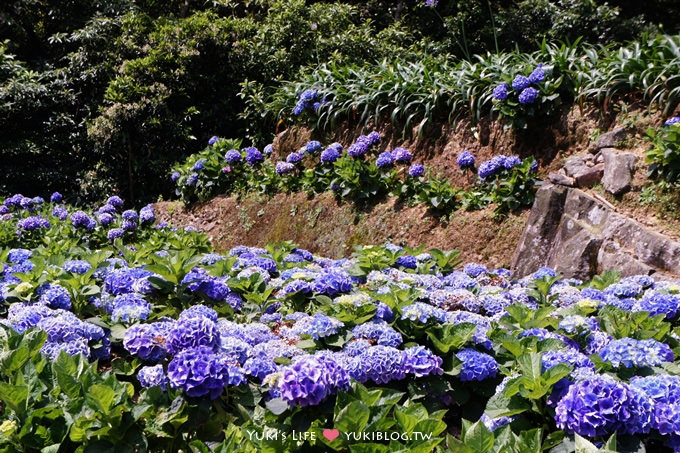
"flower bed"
2,194,680,451
172,134,538,217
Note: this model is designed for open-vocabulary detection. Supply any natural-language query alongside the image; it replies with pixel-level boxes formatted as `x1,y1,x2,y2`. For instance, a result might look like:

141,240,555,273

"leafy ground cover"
2,194,680,451
257,34,680,136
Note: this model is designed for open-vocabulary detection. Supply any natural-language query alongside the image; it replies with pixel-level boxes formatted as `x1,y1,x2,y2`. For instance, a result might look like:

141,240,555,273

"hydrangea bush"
172,134,538,216
4,194,680,451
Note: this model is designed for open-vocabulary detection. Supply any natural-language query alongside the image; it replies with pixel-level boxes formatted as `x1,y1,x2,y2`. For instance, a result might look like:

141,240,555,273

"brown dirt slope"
156,192,527,268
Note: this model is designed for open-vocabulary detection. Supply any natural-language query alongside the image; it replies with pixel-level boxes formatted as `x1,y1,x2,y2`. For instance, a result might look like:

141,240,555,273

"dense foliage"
1,0,679,204
4,194,680,451
171,133,539,217
259,34,680,135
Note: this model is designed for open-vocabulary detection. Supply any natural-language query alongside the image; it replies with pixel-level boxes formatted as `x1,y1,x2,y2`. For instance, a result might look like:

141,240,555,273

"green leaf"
336,400,370,434
87,384,116,415
0,383,28,416
462,421,494,453
52,352,81,399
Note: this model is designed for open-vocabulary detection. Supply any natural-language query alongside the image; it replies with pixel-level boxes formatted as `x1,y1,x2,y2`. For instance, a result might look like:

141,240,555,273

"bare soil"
156,193,527,268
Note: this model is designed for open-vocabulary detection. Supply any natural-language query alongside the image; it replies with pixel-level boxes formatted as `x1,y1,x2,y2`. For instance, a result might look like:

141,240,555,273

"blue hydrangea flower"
312,269,353,296
124,323,171,362
179,305,218,322
464,263,488,277
376,151,394,168
276,162,295,175
393,147,413,163
140,205,155,224
37,283,72,310
63,260,91,274
18,216,50,230
512,75,530,91
171,171,180,182
396,255,417,269
493,84,508,100
665,117,680,126
503,156,522,169
98,213,114,226
542,349,594,371
193,159,205,171
70,211,96,230
278,355,346,406
243,357,278,382
305,141,322,153
528,65,545,84
167,346,231,399
401,302,449,324
600,337,674,368
320,146,341,163
244,147,263,166
555,375,652,437
408,163,425,177
634,291,680,319
208,136,219,145
518,87,539,105
51,206,67,220
456,349,499,381
107,196,123,208
50,192,63,203
138,364,167,390
349,346,407,384
263,144,273,155
457,151,475,168
290,314,344,340
403,345,443,377
168,317,220,355
286,152,302,164
110,293,151,323
533,267,557,280
351,321,402,348
8,249,32,264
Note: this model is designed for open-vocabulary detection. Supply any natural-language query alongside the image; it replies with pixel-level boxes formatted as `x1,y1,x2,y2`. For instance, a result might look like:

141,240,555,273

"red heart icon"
323,429,340,441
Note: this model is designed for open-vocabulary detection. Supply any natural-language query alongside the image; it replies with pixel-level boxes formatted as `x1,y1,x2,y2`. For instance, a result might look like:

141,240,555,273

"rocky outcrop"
601,149,637,195
512,183,680,280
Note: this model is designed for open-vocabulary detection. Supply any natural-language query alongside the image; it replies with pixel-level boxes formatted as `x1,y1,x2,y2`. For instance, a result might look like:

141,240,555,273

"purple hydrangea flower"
225,149,241,164
50,192,63,203
70,211,96,230
393,147,412,163
456,349,498,381
276,162,295,175
555,375,652,437
493,84,508,100
408,163,425,177
138,364,167,390
244,148,263,166
167,346,231,399
208,136,219,146
305,141,322,153
528,64,546,84
17,216,50,231
286,152,302,164
376,151,395,168
457,151,475,168
518,87,539,105
512,75,530,91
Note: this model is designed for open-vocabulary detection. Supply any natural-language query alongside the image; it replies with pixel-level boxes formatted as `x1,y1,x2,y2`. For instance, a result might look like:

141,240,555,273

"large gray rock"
573,163,604,188
590,127,628,152
601,149,637,195
511,184,568,277
512,184,680,279
564,156,588,177
548,172,575,187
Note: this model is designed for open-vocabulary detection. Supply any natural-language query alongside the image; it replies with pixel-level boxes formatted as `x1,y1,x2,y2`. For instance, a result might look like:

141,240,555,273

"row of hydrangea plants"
3,193,680,450
172,132,539,217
